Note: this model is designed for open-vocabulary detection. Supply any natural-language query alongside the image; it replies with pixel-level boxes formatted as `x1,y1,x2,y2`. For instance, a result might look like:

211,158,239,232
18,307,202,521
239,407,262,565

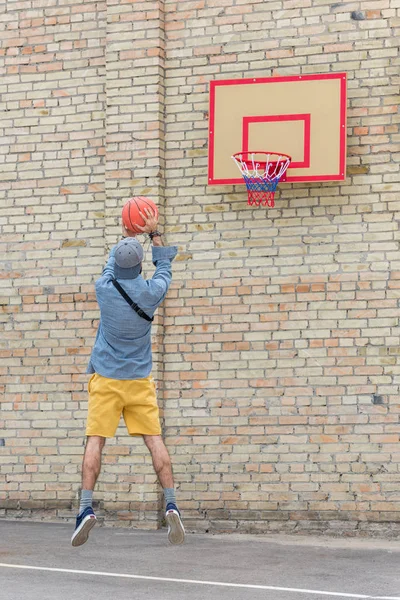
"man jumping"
72,208,184,547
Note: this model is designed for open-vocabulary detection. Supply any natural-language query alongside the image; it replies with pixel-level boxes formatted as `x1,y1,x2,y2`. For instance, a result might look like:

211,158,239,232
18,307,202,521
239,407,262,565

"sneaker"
165,503,185,545
71,507,97,547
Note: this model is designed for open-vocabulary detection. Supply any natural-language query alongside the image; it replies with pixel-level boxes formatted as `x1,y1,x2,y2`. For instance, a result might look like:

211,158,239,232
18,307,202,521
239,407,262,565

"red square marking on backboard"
242,114,311,169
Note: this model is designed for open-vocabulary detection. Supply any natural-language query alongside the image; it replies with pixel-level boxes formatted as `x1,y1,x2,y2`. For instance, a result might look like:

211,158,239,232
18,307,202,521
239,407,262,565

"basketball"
122,197,159,234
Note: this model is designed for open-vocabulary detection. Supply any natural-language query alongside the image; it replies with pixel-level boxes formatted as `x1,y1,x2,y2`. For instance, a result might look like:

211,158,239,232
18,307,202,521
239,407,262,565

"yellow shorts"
86,373,161,437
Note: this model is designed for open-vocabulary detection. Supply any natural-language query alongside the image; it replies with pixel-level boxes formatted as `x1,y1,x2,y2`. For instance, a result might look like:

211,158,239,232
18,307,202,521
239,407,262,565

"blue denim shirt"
87,244,178,380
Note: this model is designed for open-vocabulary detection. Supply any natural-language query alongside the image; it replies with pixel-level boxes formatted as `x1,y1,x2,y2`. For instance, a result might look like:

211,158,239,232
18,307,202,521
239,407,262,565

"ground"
1,521,399,600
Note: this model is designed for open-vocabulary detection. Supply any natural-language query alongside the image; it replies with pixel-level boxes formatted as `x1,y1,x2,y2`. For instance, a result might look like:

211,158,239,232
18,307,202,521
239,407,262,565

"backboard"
208,73,347,185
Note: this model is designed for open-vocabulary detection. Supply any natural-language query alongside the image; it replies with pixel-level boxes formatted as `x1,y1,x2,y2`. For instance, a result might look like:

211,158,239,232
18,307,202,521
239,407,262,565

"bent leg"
72,436,105,547
143,435,184,545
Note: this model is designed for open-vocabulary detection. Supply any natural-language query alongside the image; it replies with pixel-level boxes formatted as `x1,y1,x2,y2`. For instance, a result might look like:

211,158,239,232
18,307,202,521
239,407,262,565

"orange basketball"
122,197,159,234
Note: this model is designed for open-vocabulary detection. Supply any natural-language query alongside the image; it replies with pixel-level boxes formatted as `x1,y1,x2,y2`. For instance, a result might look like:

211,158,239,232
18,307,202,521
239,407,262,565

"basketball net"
232,152,291,207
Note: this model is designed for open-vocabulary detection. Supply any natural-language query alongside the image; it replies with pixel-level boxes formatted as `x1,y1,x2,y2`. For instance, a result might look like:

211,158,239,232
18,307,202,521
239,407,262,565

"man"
72,208,184,547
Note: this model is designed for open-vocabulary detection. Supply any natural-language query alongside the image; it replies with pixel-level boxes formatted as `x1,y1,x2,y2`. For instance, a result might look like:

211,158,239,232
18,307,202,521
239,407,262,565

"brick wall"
1,0,400,535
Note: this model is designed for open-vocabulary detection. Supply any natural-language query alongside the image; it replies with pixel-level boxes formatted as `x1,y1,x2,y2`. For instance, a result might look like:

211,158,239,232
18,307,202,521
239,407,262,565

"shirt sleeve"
143,245,178,306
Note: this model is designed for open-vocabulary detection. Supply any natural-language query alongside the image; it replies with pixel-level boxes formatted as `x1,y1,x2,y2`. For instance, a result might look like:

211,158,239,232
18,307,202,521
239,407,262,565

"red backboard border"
208,73,347,185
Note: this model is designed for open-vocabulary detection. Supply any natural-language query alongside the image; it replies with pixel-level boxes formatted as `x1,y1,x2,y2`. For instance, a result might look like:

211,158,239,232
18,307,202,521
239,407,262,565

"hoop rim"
232,151,292,162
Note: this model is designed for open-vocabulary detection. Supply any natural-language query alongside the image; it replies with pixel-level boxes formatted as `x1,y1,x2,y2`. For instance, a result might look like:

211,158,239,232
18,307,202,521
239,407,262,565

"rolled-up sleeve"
152,245,178,265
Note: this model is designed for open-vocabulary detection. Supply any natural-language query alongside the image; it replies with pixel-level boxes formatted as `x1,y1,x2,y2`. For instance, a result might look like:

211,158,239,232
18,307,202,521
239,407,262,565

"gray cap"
113,238,144,280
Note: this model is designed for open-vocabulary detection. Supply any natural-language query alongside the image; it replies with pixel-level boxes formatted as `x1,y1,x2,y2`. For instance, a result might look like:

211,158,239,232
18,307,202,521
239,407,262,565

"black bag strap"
111,278,153,323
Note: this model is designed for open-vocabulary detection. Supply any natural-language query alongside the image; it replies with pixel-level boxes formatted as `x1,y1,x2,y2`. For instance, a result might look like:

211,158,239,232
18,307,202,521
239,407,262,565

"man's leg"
82,435,106,491
143,435,185,545
143,434,174,488
72,436,105,547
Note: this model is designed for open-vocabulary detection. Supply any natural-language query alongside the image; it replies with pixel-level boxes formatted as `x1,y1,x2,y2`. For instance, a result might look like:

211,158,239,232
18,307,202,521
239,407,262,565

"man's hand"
135,207,159,234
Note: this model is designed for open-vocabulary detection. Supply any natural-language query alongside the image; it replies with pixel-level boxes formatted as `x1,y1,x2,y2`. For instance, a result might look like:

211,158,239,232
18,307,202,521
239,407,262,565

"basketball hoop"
232,151,291,207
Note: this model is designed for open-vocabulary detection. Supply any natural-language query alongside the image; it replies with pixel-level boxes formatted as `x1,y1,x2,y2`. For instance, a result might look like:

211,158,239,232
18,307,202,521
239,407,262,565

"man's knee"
143,434,163,451
86,435,106,451
144,435,170,463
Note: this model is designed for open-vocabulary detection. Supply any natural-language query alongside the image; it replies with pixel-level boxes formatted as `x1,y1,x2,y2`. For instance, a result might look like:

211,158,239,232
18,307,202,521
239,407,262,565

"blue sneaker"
71,507,97,547
165,503,185,545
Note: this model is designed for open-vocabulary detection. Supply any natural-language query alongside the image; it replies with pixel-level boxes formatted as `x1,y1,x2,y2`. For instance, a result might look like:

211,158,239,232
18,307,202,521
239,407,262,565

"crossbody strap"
111,278,154,323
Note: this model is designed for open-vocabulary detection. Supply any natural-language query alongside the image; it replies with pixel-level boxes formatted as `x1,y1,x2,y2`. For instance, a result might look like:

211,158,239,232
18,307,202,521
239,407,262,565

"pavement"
0,520,399,600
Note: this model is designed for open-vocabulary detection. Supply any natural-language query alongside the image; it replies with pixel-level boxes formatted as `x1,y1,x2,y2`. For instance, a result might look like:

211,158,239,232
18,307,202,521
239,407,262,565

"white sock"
79,489,93,514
